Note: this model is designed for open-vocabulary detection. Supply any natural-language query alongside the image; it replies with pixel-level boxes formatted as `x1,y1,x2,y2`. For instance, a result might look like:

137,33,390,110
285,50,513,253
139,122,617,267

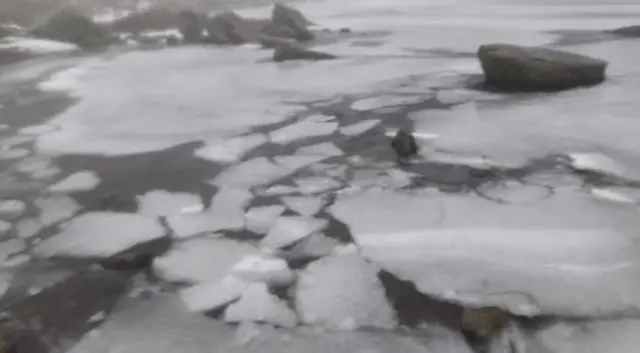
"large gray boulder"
203,11,257,44
273,42,336,62
478,43,607,91
271,3,315,41
31,9,111,48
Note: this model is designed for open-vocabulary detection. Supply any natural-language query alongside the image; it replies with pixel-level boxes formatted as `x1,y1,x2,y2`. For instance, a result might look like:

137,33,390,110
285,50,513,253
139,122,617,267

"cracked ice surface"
330,188,640,316
270,115,338,145
224,283,298,328
260,216,328,250
194,134,268,163
137,190,203,216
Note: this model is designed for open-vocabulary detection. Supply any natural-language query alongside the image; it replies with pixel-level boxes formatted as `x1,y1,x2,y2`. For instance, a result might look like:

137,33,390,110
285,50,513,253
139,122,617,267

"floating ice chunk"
35,196,81,226
137,190,203,216
0,239,27,267
195,134,268,163
279,233,340,260
0,36,78,54
297,142,343,157
295,253,397,329
339,119,380,136
244,205,286,234
139,28,184,40
14,158,60,179
34,212,165,259
48,170,101,193
350,95,422,111
153,238,259,284
260,216,328,250
167,188,251,238
180,276,249,312
0,199,26,218
211,157,295,189
294,177,341,195
569,152,640,182
0,220,10,234
0,272,12,299
589,188,638,204
477,182,552,204
531,319,640,353
281,196,326,216
0,148,30,160
230,255,295,285
274,154,329,171
19,123,58,135
270,116,338,145
15,218,42,239
225,283,298,328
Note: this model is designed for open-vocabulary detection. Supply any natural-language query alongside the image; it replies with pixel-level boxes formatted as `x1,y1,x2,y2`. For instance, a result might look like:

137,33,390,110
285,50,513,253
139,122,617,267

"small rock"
461,307,510,340
477,43,607,91
390,130,418,159
258,34,295,49
271,3,315,41
273,42,336,62
31,9,111,48
204,11,256,45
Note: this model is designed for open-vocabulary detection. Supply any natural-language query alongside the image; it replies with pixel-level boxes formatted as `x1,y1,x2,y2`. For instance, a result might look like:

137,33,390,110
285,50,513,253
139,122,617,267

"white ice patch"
294,177,341,195
0,199,26,218
295,253,397,330
350,95,422,111
257,185,298,196
48,171,101,193
339,119,381,137
260,216,329,250
570,152,640,182
19,124,59,135
589,188,638,204
224,283,298,328
153,238,259,284
0,220,10,234
297,142,343,157
331,189,640,316
281,196,326,216
0,148,30,160
212,158,295,189
137,190,203,216
139,28,184,39
34,212,164,259
35,196,81,226
230,255,295,286
279,233,340,261
195,134,268,163
15,218,42,239
244,205,286,235
269,115,338,145
0,238,25,266
180,276,249,312
274,154,329,171
167,188,251,239
14,158,60,180
0,36,78,54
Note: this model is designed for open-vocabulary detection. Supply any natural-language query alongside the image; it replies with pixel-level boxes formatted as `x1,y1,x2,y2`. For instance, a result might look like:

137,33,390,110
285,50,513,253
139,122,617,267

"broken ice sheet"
15,218,43,239
339,119,380,136
269,115,338,145
224,283,298,328
0,238,24,265
137,190,203,216
195,134,268,163
589,187,640,204
211,157,299,189
180,276,249,312
295,253,397,330
167,188,251,238
297,142,343,157
569,152,640,182
0,199,25,218
260,216,328,250
350,95,422,111
34,212,165,259
230,255,295,286
35,195,81,226
244,205,286,234
330,189,640,317
294,177,341,195
281,196,326,216
153,238,259,284
278,233,340,261
48,170,101,193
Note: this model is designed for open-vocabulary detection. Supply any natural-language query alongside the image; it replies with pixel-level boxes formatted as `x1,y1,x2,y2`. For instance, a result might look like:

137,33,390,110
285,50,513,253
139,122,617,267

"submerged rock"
31,9,111,48
391,130,418,159
461,307,510,340
272,2,315,41
273,42,336,62
477,43,607,91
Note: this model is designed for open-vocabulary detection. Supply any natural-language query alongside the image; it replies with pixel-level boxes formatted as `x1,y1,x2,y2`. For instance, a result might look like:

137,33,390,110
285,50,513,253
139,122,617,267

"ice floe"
15,218,42,239
153,238,258,284
224,283,298,328
195,134,268,163
295,253,397,330
180,276,250,312
569,152,640,182
0,238,25,266
34,212,165,258
270,115,338,145
35,195,81,226
48,171,101,193
0,36,79,54
212,158,297,189
244,205,286,235
260,216,329,250
339,119,381,137
257,185,299,196
230,255,295,286
281,196,326,216
19,123,59,135
167,188,251,238
0,148,30,160
137,190,203,216
0,220,10,234
297,142,343,157
0,199,26,218
14,158,60,180
350,95,422,111
294,177,341,194
279,233,340,261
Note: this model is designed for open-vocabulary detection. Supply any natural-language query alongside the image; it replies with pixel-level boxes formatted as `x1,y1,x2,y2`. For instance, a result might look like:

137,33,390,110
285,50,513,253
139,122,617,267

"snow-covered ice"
0,199,26,218
211,158,298,189
270,116,338,145
15,218,42,239
14,158,60,180
225,283,298,328
257,185,299,196
19,123,59,135
569,152,640,182
180,276,249,312
297,142,343,157
153,238,259,284
48,171,101,193
137,190,203,216
0,36,78,54
35,196,81,226
350,95,422,111
195,134,268,163
230,255,295,285
244,205,286,235
167,188,251,238
295,253,397,330
339,119,381,137
294,177,341,194
281,196,326,216
260,216,329,250
279,233,340,261
274,154,329,172
34,212,165,259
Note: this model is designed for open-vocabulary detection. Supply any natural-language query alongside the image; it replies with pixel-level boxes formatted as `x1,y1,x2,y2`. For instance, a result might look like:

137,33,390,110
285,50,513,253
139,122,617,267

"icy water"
1,0,640,352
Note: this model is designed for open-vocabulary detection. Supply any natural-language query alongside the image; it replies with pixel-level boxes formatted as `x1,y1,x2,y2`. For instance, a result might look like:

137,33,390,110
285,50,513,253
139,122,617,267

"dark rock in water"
262,22,298,39
110,7,181,34
391,130,418,159
461,307,510,340
178,9,205,43
31,9,111,48
609,25,640,37
203,11,256,45
259,34,295,49
478,43,607,91
99,236,171,272
165,35,180,46
339,27,352,33
272,2,315,41
273,42,337,62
